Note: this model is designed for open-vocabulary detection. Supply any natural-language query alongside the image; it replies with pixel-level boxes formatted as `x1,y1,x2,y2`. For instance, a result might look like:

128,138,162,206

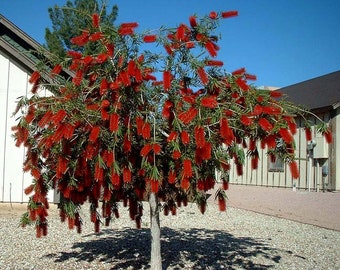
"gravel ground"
0,202,339,270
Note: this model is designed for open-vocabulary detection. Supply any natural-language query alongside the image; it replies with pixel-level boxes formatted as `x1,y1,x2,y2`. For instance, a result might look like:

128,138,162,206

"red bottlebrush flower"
168,170,176,184
142,122,151,139
232,67,246,76
109,113,119,132
123,135,132,153
105,43,114,56
167,131,178,142
221,10,238,18
222,180,229,190
289,161,300,179
251,156,259,170
153,143,161,154
89,32,104,41
57,156,68,178
38,110,53,128
111,172,120,186
89,126,100,142
181,131,190,145
287,120,297,135
206,60,224,66
94,163,104,182
183,159,193,177
118,26,134,36
197,179,205,191
121,22,139,28
36,225,43,238
123,167,132,183
94,219,100,233
119,71,131,86
101,99,110,108
240,115,253,126
201,96,218,108
197,67,209,85
178,107,198,125
31,168,41,180
257,96,264,103
72,70,83,86
182,95,196,104
249,139,256,151
269,91,283,98
181,177,190,190
70,31,89,46
101,108,110,120
209,11,218,19
96,53,109,64
67,50,82,59
219,118,235,144
262,106,281,115
143,35,157,43
150,179,159,193
218,197,226,212
140,144,153,157
92,13,100,28
29,71,40,84
136,116,144,135
205,41,217,57
163,70,172,91
258,118,273,132
24,184,34,195
305,127,312,141
199,200,206,214
176,24,187,41
194,126,205,148
164,44,174,55
252,105,263,115
201,142,212,160
189,15,197,27
172,150,181,159
279,128,293,144
52,109,67,125
323,129,332,144
265,135,277,149
186,41,195,49
236,162,243,176
245,73,257,81
127,60,136,76
50,64,62,78
236,77,249,91
100,79,108,95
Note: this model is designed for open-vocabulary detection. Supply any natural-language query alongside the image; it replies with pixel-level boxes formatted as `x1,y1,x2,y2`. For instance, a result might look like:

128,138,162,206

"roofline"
0,14,42,51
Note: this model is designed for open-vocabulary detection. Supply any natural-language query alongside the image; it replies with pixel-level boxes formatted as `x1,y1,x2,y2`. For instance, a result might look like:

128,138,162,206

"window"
268,156,284,172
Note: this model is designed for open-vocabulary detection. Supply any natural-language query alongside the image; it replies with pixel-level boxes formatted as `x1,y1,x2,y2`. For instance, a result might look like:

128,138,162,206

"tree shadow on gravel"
44,227,288,269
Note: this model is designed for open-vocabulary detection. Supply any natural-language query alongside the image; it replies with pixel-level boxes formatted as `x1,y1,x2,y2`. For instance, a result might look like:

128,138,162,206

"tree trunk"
149,192,162,270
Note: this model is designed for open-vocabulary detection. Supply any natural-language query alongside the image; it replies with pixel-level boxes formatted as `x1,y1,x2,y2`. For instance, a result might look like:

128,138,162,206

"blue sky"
1,0,339,87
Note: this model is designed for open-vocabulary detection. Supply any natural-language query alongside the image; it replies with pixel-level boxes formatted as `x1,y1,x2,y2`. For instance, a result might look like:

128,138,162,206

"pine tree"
14,9,331,269
45,0,118,58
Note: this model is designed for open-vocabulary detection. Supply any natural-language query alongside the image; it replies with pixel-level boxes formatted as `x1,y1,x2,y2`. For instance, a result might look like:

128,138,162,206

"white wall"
0,52,55,202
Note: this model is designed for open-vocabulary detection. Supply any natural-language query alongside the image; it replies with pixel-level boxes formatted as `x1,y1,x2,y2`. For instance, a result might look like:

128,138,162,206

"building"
229,71,340,191
0,14,55,202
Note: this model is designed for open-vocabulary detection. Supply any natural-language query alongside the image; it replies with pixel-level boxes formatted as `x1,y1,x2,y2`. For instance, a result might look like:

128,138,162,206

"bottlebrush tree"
13,9,331,269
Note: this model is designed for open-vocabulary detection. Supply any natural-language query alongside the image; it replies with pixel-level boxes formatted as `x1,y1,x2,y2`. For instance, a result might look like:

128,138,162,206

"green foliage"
45,0,118,58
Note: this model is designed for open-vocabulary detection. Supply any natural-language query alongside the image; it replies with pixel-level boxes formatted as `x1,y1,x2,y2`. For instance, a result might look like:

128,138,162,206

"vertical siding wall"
0,53,54,202
0,52,30,202
228,113,335,190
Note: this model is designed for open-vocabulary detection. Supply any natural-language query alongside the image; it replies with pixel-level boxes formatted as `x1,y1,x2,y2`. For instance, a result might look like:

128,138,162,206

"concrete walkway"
217,184,340,231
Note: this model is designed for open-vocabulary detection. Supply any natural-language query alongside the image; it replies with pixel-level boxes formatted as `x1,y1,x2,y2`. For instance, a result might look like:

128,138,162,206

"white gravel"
0,202,339,269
